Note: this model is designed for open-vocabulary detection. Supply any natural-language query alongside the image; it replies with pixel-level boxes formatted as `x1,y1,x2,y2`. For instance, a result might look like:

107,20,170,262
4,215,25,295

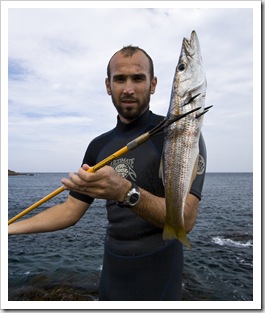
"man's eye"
114,76,125,83
134,75,145,82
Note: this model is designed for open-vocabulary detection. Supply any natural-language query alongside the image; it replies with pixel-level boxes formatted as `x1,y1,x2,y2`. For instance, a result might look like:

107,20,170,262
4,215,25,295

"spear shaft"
8,107,200,225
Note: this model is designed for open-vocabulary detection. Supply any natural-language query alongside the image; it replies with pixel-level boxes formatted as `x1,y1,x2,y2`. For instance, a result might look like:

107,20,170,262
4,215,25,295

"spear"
8,107,201,225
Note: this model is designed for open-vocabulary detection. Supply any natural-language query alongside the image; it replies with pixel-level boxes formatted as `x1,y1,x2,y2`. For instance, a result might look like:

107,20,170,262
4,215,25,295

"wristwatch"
118,182,141,207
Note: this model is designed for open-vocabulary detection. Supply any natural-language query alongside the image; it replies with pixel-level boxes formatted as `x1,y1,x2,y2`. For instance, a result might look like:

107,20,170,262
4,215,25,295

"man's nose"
122,80,134,94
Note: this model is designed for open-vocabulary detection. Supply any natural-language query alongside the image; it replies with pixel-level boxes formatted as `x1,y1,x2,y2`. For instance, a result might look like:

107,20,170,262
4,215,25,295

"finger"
61,176,90,194
82,164,90,171
61,173,79,190
61,177,72,190
61,172,84,189
78,166,103,183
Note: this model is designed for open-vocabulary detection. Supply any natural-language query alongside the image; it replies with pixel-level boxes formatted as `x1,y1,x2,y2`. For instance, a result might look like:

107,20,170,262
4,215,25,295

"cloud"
5,4,257,172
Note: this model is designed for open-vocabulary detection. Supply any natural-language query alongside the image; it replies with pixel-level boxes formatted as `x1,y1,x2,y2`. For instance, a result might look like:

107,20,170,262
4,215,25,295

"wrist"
117,180,132,203
118,181,141,207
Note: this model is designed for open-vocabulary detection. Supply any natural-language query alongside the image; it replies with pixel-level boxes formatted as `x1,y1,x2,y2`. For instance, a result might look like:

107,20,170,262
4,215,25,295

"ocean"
8,172,253,302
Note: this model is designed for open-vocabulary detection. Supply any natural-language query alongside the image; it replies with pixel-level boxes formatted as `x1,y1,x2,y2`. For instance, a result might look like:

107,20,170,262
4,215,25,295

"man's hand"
61,164,131,202
61,164,198,233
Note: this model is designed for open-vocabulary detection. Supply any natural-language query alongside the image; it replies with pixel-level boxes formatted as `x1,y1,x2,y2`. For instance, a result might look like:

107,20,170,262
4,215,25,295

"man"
8,46,207,300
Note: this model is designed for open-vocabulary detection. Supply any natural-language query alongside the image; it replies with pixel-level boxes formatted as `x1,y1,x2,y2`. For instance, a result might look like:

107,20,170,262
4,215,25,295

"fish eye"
177,63,186,71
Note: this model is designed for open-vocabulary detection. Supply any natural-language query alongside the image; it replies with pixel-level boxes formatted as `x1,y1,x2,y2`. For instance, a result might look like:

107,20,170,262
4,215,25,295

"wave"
212,236,253,248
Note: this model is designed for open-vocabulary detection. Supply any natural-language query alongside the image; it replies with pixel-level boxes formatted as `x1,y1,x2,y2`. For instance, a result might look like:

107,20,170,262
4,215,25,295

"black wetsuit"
70,109,207,301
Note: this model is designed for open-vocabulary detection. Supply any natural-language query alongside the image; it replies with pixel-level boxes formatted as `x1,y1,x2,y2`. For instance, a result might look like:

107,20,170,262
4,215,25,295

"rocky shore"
8,169,33,176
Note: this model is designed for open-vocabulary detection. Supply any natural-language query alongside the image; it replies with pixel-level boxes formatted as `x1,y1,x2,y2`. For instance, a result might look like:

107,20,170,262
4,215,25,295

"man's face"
105,51,157,123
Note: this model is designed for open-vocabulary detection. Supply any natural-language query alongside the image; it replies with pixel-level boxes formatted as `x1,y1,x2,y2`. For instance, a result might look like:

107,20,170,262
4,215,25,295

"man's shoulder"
89,128,115,148
149,111,165,121
148,111,165,128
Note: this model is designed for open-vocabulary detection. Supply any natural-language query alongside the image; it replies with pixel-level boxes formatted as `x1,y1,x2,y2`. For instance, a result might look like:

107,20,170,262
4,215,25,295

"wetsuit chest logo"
110,158,137,181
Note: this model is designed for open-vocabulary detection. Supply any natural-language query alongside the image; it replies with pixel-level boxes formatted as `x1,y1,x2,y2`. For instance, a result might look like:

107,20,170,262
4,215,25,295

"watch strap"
118,182,140,207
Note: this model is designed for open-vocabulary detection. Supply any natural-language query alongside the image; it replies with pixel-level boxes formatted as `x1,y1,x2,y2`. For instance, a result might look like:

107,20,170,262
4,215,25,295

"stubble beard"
111,90,151,122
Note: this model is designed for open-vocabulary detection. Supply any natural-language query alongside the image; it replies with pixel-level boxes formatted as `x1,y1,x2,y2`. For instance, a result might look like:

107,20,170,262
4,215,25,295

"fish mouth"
181,30,201,60
182,39,195,59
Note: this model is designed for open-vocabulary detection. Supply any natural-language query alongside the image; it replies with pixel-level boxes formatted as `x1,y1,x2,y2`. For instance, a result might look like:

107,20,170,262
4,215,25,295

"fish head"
173,30,207,100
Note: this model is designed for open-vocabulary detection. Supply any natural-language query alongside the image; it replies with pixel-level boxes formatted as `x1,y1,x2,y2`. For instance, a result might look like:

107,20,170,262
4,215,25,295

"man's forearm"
184,193,199,233
8,196,89,235
130,189,199,233
130,188,166,229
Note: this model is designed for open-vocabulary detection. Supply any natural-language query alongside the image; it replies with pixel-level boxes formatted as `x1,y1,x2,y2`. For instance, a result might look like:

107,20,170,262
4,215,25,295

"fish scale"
161,30,208,249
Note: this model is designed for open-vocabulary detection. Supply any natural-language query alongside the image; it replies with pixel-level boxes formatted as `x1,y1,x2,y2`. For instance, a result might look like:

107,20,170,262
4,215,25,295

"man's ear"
151,76,157,94
105,78,111,95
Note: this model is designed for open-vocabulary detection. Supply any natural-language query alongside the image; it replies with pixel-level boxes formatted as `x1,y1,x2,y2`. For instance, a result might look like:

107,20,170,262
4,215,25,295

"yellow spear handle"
8,145,131,225
8,186,65,225
8,107,199,225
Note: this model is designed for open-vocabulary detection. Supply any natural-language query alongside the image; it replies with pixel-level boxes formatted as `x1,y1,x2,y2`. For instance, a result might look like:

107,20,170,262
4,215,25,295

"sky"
3,1,261,173
1,2,262,310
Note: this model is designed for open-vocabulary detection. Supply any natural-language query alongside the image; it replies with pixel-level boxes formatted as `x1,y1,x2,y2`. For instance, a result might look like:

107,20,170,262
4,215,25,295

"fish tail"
162,224,177,240
163,224,192,250
177,227,192,250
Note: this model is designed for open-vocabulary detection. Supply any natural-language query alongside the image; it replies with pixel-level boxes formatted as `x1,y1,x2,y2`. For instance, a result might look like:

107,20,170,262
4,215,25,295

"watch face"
129,193,140,205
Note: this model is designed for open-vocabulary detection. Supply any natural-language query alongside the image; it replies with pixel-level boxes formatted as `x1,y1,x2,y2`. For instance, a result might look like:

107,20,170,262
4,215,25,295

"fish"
161,30,209,249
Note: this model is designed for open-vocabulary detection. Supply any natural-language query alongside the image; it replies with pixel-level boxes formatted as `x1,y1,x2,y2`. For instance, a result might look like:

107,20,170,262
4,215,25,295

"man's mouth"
121,98,137,104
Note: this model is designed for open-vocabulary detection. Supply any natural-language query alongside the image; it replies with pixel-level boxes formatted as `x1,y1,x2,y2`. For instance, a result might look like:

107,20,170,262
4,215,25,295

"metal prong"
182,93,201,106
196,105,213,118
149,107,201,136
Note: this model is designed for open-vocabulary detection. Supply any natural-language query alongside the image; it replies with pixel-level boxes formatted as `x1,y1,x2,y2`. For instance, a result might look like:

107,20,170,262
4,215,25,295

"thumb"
82,164,91,171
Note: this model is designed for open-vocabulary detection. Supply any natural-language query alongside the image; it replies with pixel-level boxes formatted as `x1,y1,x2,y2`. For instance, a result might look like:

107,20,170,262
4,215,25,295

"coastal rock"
8,169,33,176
